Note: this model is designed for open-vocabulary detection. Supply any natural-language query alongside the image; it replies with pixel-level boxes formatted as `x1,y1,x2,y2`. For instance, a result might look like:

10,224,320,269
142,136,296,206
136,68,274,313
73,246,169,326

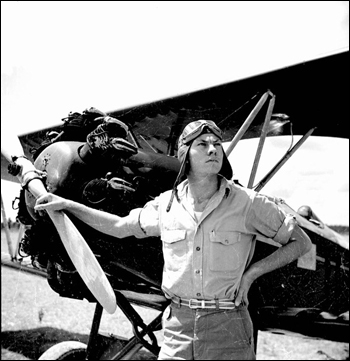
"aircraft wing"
2,50,348,184
105,50,349,154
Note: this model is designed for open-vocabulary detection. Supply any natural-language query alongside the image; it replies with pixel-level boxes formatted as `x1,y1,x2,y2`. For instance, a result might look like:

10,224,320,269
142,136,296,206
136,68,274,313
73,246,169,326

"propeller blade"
1,134,117,314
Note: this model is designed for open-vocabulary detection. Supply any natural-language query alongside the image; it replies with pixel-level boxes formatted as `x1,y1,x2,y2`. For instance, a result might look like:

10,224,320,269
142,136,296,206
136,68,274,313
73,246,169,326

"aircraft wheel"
38,341,87,360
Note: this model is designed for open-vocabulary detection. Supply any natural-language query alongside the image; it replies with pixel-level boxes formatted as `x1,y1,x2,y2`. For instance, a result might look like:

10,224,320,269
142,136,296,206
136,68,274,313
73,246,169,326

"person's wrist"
63,199,74,211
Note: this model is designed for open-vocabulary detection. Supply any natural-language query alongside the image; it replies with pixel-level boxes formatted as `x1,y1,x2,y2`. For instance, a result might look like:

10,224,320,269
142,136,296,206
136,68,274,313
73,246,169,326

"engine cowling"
19,138,180,300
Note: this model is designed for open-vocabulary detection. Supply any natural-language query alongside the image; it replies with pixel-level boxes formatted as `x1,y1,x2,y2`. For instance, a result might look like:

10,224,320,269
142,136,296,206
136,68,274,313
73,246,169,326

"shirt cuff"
126,208,148,238
273,214,297,245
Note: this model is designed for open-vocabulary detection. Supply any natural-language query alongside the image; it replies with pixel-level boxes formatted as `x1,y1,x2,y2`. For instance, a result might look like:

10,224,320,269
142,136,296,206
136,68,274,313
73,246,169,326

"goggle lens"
181,120,222,145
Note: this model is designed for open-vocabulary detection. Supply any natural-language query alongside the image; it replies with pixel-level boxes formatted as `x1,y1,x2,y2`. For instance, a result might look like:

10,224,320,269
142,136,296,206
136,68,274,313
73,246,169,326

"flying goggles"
180,120,222,145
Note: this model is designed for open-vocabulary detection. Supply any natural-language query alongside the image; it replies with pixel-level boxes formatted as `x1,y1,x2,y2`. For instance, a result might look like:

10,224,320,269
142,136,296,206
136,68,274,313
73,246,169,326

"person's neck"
186,174,220,207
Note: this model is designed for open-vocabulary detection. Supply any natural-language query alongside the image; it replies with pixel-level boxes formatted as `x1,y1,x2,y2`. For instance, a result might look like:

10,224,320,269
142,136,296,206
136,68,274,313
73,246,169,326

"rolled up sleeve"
126,208,149,239
138,197,161,237
246,193,297,245
272,213,297,244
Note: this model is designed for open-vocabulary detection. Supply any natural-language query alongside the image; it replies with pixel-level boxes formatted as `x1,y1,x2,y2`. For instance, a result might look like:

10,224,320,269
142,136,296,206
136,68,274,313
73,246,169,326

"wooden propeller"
1,133,117,314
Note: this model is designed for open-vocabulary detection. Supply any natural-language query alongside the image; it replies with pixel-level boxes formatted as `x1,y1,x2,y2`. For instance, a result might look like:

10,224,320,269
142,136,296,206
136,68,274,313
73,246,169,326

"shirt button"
195,269,200,274
197,293,201,297
196,247,200,251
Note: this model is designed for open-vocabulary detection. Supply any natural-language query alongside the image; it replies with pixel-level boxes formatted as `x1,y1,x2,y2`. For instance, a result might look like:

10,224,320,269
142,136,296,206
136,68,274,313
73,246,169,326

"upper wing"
106,50,349,155
2,50,348,182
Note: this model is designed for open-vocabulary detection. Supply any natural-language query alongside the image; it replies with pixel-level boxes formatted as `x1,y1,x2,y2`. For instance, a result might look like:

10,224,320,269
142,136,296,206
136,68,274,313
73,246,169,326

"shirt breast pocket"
209,231,246,272
161,230,187,271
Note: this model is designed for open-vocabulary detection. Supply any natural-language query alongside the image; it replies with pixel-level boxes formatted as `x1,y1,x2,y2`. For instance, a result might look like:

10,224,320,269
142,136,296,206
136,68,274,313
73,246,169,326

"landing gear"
38,341,87,360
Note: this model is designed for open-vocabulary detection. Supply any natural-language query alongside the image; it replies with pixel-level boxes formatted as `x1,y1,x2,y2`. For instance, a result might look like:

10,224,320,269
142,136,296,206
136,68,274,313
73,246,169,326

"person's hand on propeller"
35,193,70,213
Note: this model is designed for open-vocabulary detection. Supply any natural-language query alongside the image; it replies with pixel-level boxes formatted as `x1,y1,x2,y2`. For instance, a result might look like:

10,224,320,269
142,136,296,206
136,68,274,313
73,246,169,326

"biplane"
1,49,349,360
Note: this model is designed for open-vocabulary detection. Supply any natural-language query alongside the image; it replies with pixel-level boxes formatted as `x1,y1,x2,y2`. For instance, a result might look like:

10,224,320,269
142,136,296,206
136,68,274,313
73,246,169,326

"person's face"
188,133,223,177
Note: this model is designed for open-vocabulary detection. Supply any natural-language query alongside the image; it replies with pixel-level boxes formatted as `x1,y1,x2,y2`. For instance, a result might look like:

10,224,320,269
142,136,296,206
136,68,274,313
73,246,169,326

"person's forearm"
64,199,133,238
246,226,312,282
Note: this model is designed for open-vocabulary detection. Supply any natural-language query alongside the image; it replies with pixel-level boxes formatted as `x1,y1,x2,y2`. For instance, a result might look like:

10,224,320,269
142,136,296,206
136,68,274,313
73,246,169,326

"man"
35,120,312,360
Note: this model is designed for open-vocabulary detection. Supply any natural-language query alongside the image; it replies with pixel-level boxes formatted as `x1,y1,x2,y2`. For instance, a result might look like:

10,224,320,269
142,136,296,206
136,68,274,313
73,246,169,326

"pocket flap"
210,231,240,245
162,229,187,244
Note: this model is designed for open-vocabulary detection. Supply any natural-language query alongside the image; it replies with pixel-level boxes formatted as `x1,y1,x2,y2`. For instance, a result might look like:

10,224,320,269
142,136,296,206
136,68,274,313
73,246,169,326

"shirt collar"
177,175,231,201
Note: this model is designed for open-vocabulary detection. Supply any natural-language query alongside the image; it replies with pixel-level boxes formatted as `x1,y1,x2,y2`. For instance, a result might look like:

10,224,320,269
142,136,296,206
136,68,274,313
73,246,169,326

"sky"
225,136,349,225
1,1,349,225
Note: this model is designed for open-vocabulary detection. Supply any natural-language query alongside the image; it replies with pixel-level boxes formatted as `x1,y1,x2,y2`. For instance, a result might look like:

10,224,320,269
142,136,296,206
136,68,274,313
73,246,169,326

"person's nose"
208,144,217,155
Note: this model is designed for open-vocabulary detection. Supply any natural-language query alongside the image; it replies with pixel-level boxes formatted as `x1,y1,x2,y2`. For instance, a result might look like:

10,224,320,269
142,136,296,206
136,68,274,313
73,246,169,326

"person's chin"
205,162,221,173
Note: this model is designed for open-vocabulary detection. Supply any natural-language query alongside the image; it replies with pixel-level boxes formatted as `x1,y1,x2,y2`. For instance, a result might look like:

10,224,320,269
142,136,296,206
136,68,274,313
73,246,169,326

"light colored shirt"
128,177,296,301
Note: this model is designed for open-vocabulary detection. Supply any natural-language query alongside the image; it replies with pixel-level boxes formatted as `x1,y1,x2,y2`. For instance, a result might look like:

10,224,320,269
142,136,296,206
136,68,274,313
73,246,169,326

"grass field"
1,228,349,360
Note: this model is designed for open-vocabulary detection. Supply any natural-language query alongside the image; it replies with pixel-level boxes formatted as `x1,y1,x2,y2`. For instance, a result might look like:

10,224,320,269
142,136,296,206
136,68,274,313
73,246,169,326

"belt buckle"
189,299,206,309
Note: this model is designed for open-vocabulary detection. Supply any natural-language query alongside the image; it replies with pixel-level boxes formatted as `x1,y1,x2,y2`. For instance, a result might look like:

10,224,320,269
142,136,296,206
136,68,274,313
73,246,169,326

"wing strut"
247,95,276,188
225,90,271,157
254,127,316,192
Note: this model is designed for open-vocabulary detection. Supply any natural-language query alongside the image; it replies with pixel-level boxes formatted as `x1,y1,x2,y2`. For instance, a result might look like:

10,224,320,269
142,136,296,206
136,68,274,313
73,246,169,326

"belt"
171,298,236,310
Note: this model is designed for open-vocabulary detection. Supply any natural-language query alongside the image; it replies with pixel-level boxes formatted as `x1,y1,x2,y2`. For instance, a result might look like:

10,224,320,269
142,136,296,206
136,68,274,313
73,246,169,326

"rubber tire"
38,341,87,360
